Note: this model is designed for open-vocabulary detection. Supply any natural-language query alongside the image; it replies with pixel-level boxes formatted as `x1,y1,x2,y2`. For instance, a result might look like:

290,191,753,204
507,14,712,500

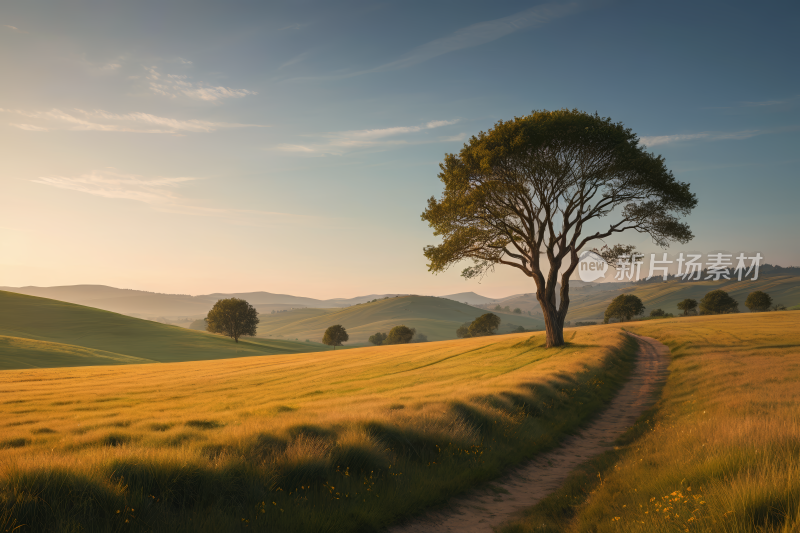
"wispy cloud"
639,129,766,147
4,24,27,33
145,66,256,101
11,123,48,132
2,108,263,134
283,0,592,82
373,1,586,72
276,119,460,155
31,170,310,223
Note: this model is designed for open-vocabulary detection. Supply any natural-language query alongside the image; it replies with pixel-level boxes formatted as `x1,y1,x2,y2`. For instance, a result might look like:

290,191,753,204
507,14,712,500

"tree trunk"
540,299,565,347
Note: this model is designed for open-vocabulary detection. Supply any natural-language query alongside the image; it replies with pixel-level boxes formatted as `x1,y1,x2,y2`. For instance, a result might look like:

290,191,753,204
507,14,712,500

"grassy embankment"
1,327,634,532
0,291,325,370
501,311,800,533
257,295,545,344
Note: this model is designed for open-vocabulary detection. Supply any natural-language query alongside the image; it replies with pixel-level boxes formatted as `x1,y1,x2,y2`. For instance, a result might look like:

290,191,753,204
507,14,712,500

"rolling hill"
257,295,545,343
0,291,325,370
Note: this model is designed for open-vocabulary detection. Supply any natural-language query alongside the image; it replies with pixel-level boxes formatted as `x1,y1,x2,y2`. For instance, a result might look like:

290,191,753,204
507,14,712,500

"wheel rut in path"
387,333,670,533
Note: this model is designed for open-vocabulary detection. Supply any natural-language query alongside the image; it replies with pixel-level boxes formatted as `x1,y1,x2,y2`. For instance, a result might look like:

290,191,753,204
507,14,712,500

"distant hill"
257,295,545,343
440,292,499,306
0,285,407,321
0,291,324,370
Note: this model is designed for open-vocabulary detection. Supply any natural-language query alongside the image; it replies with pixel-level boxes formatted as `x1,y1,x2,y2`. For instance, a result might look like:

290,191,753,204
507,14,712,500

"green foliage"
468,313,501,337
494,305,502,311
745,290,773,312
206,298,260,343
513,308,522,314
649,308,667,317
699,290,739,315
604,294,645,323
456,323,471,338
322,325,349,349
368,332,387,346
676,298,698,316
384,325,415,345
421,109,697,347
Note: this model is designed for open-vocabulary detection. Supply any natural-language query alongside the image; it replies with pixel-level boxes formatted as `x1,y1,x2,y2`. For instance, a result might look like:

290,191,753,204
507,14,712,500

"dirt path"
387,334,670,533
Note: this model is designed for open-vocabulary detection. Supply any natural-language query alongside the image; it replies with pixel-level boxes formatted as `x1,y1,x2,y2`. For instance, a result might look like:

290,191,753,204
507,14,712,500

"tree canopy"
468,313,501,337
677,298,698,316
699,290,739,315
206,298,259,343
421,109,696,347
322,325,349,349
604,294,645,323
368,332,387,346
384,325,416,345
745,291,772,312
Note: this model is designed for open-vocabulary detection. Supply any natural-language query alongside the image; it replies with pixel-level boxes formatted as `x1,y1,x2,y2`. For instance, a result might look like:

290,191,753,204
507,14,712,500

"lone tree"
322,325,349,350
469,313,501,337
422,109,697,347
604,294,645,323
368,332,387,346
699,290,739,315
677,298,698,316
384,325,416,345
206,298,259,343
745,291,773,312
650,308,667,317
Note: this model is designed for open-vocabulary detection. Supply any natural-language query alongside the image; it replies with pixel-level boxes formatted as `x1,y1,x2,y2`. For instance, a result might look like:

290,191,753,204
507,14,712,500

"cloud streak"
2,108,263,134
639,129,767,147
276,119,460,154
31,170,311,223
146,67,256,101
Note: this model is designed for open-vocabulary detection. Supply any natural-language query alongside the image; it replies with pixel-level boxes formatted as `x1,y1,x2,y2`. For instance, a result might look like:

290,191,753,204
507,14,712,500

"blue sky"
1,0,798,298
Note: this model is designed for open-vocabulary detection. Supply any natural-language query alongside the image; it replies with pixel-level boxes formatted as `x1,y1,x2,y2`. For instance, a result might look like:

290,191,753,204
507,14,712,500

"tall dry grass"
0,328,636,532
501,311,800,533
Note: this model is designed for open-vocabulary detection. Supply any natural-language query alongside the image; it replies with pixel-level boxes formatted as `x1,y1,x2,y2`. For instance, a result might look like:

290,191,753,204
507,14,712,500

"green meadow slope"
258,295,545,343
563,273,800,321
0,291,324,370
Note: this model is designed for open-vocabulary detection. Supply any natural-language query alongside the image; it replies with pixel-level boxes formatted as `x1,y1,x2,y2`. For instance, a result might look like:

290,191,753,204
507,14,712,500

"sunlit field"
501,311,800,533
0,327,636,532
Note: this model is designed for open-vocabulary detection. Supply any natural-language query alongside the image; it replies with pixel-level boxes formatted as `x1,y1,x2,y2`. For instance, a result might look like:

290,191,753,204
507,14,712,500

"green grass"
563,274,800,322
0,328,635,532
0,290,325,369
500,311,800,533
257,295,545,343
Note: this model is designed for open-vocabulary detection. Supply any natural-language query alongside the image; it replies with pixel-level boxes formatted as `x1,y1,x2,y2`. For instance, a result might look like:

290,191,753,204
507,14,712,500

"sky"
1,0,798,299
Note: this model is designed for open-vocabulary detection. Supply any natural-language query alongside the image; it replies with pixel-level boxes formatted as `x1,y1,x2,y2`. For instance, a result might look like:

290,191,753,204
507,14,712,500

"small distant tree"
604,294,645,323
771,303,787,311
385,325,416,345
504,306,511,312
469,313,501,337
456,322,471,338
368,332,387,346
322,325,349,350
412,332,429,343
206,298,259,343
494,305,502,311
677,298,698,316
513,308,522,314
189,318,207,331
650,308,667,317
699,290,739,315
745,291,772,312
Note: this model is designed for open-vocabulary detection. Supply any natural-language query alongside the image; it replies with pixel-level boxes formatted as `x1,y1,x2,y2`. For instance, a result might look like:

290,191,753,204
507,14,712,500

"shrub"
745,290,773,312
384,325,415,345
699,289,739,315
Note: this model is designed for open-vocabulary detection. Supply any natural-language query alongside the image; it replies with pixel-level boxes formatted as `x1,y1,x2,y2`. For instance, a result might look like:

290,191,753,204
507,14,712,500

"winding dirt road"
387,333,670,533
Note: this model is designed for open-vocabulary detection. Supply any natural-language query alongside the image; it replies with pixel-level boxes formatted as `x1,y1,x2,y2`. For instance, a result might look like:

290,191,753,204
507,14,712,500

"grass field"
0,327,635,532
0,291,325,369
257,295,545,343
501,311,800,533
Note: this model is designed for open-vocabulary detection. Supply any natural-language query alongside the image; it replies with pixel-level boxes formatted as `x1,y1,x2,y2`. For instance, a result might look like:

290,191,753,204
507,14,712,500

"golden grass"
501,311,800,533
0,328,635,532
